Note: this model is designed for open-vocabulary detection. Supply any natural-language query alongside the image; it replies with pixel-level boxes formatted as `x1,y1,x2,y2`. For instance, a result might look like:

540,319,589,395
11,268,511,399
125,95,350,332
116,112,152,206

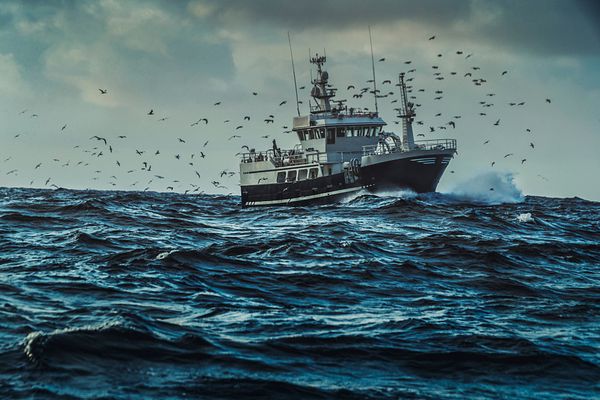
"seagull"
279,100,287,106
147,109,154,115
90,135,107,145
448,121,455,129
177,138,186,143
347,85,355,90
235,125,243,130
228,135,241,140
61,124,67,131
214,101,221,106
530,142,535,148
258,177,268,184
493,119,500,126
244,116,250,120
378,57,385,62
502,71,508,76
521,159,527,164
428,35,436,40
34,163,41,169
546,98,551,103
118,135,127,138
504,153,514,158
483,140,490,144
252,92,258,96
491,161,496,167
203,140,209,147
99,89,107,94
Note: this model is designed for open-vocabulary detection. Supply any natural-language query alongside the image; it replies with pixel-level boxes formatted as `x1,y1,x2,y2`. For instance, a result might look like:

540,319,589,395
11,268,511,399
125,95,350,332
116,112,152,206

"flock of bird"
2,33,553,194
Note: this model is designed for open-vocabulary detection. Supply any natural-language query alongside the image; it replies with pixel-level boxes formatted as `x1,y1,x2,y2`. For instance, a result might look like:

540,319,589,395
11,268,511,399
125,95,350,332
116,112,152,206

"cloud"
0,53,30,97
190,0,600,55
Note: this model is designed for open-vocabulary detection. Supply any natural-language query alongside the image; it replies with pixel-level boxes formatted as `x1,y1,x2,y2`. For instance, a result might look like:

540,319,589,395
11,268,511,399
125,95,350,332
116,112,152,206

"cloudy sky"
1,0,599,199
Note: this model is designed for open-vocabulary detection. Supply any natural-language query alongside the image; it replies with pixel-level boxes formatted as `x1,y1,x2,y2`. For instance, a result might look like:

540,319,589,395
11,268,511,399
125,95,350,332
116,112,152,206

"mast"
368,26,378,115
309,53,335,112
288,32,301,117
398,72,415,150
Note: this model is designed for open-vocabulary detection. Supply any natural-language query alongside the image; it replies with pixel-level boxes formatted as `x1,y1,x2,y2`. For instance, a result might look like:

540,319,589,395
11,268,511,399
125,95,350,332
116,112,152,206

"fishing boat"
239,52,457,207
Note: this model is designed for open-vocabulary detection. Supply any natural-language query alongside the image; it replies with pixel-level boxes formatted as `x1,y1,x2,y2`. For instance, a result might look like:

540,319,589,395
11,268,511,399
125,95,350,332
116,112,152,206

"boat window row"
276,167,319,183
297,126,383,141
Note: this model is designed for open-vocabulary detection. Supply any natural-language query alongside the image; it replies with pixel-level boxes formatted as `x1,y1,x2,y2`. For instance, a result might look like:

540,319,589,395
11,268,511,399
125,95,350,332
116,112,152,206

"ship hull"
241,150,454,207
361,150,454,193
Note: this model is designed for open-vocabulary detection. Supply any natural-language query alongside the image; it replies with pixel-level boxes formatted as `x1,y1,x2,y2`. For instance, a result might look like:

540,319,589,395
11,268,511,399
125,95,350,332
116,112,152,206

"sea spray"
445,171,524,204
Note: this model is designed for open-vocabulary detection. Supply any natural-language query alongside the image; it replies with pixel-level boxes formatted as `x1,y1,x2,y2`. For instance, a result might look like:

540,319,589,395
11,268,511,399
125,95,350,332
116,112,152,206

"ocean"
1,176,599,399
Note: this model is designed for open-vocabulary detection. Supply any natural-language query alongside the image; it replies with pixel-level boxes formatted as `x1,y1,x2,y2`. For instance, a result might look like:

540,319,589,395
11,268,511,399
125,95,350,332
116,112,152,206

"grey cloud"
197,0,600,55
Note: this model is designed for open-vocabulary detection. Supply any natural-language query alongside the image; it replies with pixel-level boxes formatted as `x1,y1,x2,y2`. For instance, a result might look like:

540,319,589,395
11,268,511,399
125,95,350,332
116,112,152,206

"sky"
1,0,599,200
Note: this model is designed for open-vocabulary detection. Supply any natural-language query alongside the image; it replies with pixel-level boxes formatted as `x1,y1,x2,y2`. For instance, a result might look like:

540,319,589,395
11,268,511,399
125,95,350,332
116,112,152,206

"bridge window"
326,128,335,144
298,169,308,180
276,172,286,183
317,128,325,139
287,170,297,182
309,168,318,179
337,127,346,137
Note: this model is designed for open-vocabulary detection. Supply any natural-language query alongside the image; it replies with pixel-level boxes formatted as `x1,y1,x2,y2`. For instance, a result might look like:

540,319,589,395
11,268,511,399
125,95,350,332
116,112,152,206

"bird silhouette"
99,89,107,94
378,57,385,62
147,109,154,115
428,35,436,40
279,100,287,106
90,136,107,145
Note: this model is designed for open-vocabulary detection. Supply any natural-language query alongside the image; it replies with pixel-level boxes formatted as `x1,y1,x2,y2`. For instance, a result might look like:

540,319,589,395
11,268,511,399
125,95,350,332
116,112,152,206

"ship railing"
362,138,457,156
240,149,322,167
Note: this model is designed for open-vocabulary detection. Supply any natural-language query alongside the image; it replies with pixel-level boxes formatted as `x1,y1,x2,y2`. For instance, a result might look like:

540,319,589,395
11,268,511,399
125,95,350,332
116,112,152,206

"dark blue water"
1,183,599,399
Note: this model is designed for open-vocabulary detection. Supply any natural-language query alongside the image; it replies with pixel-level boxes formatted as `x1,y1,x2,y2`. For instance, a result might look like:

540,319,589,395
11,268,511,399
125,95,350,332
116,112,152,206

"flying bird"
378,57,385,62
147,109,154,115
428,35,436,40
279,100,287,106
90,136,107,145
99,89,107,94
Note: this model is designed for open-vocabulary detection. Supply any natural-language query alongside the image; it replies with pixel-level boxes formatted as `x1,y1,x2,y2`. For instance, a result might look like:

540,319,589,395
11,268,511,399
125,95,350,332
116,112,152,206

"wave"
23,320,213,368
444,171,524,204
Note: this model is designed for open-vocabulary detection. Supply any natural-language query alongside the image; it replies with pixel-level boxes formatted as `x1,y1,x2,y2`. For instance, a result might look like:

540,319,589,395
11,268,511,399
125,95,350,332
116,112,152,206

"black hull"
241,152,453,207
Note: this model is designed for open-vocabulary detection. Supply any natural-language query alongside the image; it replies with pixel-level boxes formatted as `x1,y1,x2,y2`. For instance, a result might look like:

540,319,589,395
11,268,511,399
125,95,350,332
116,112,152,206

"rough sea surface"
1,179,599,399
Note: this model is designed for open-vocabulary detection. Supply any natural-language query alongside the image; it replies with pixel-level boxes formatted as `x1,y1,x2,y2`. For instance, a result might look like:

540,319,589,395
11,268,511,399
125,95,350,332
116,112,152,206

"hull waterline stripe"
244,186,363,206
